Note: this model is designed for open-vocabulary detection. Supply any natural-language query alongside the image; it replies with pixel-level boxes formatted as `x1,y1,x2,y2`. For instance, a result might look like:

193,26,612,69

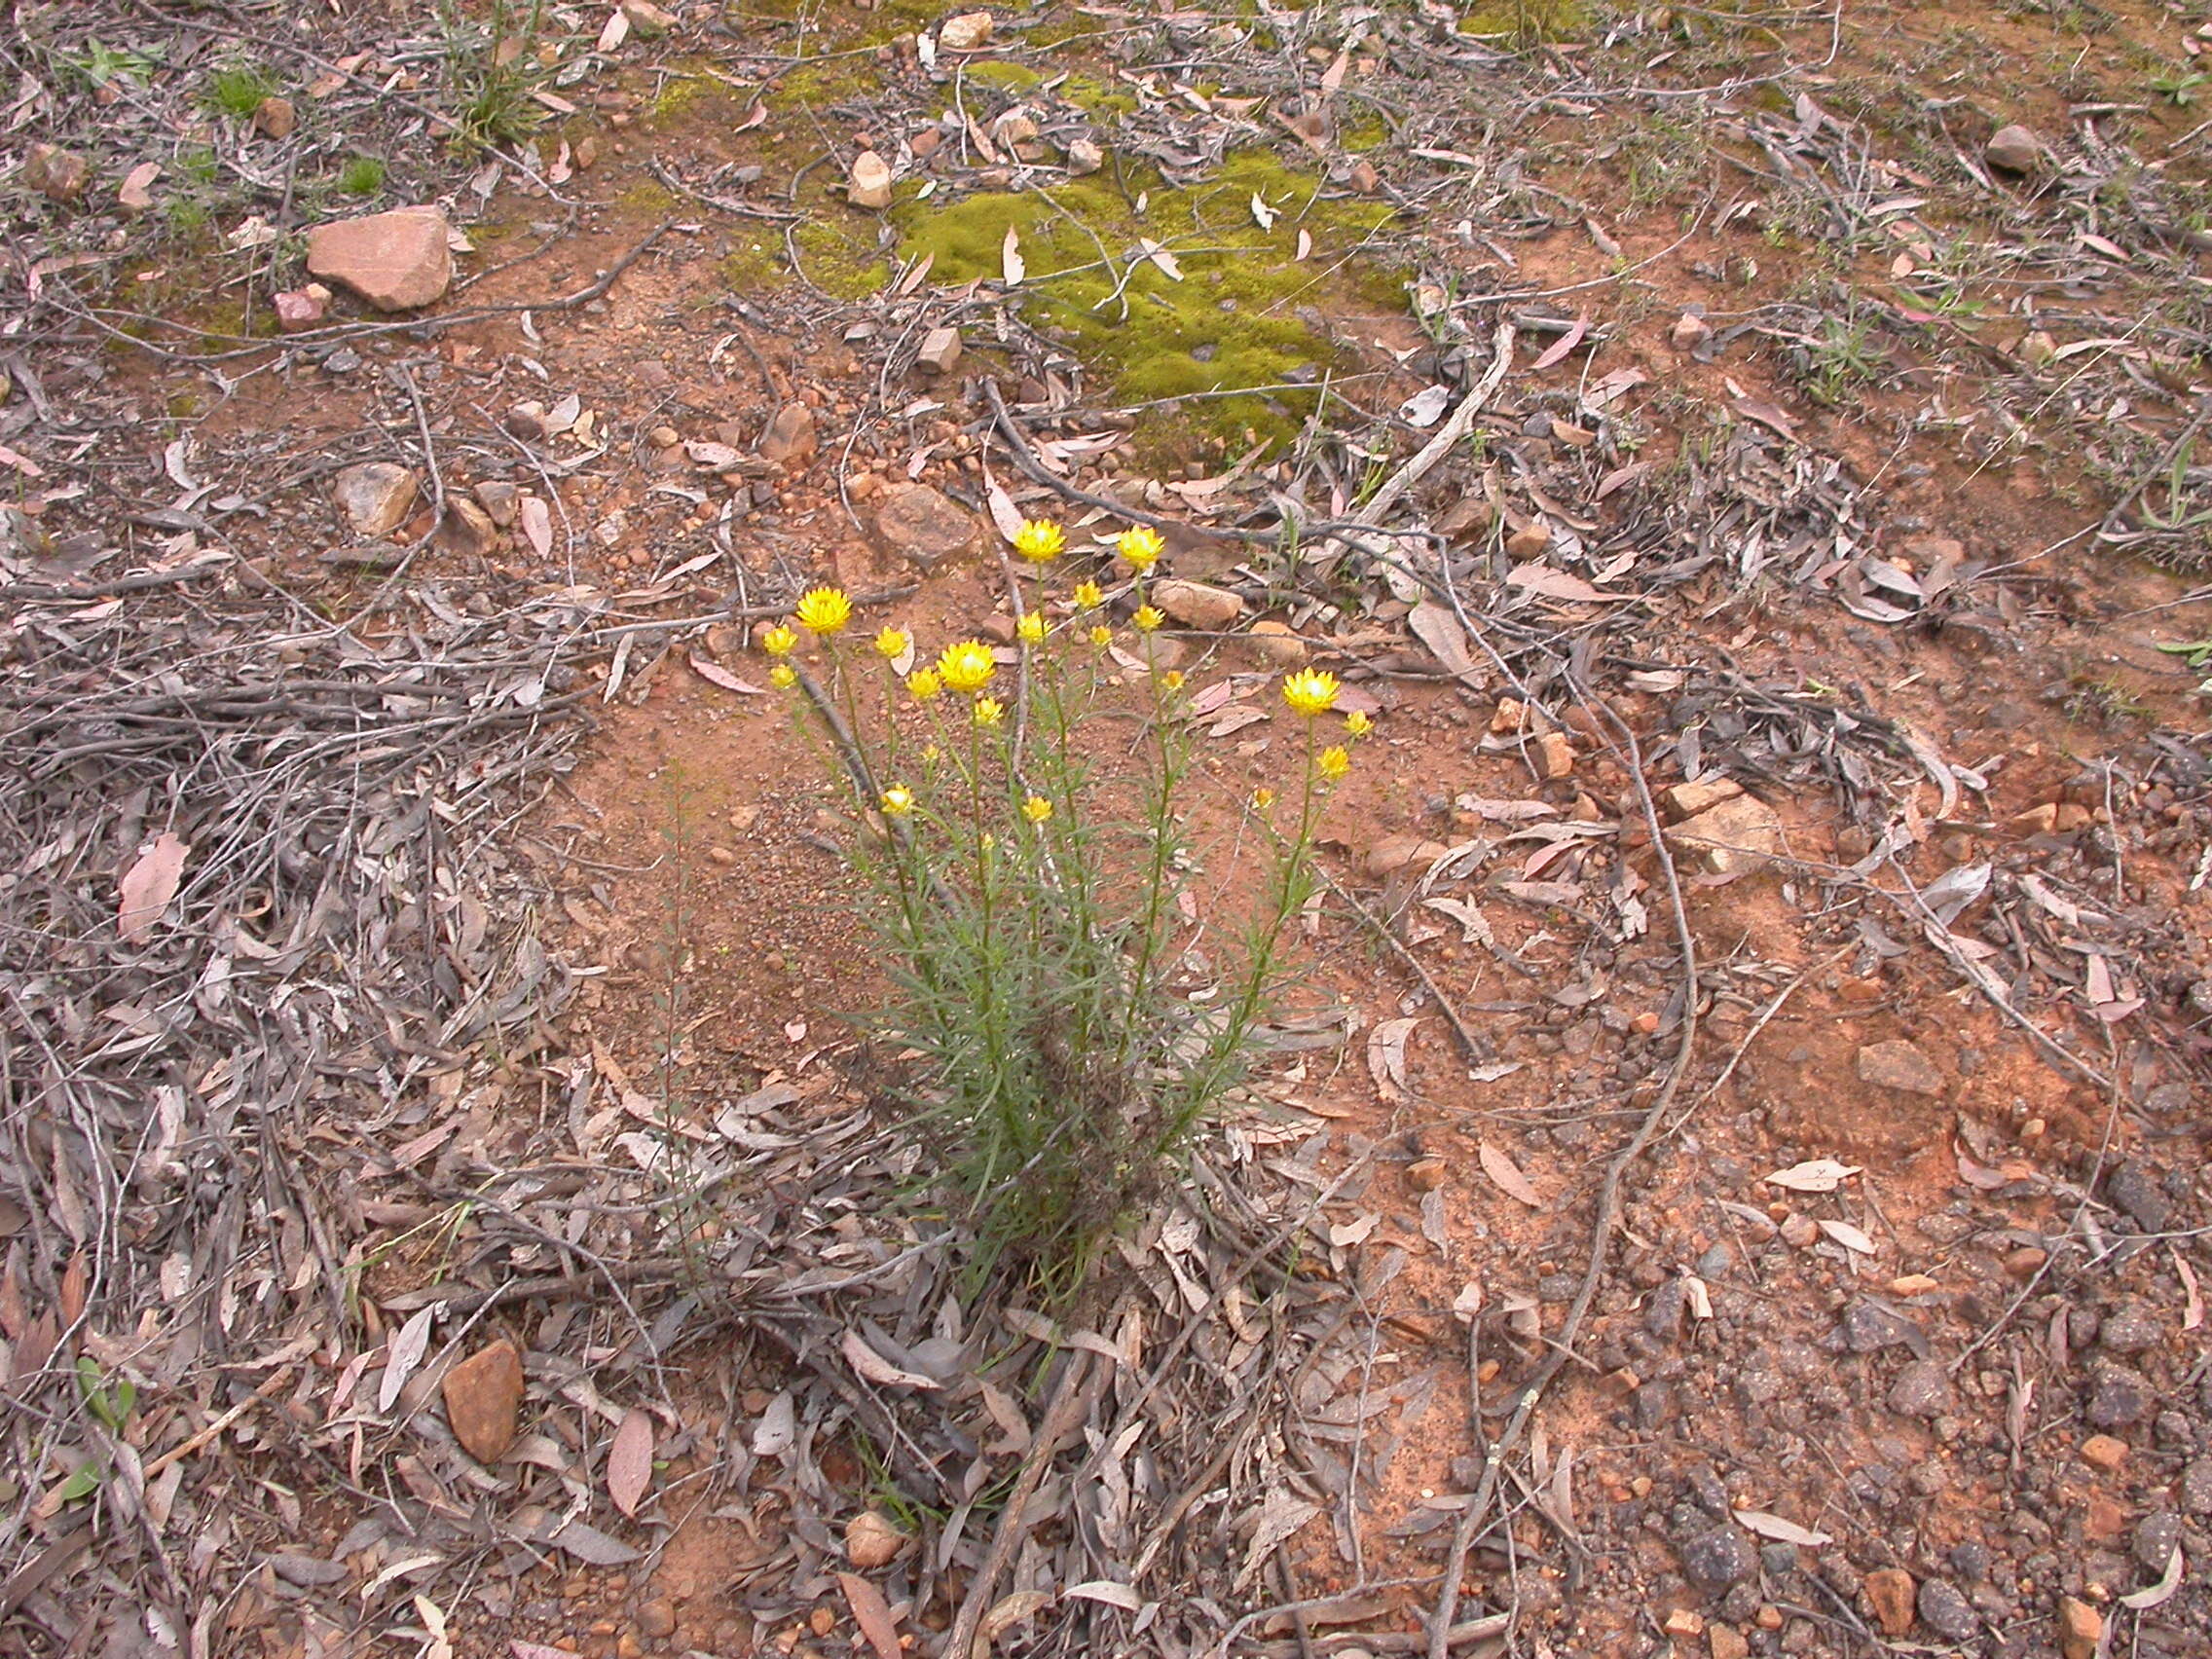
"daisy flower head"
881,786,914,817
921,742,941,763
1316,744,1350,781
769,662,797,689
1021,794,1052,825
794,586,852,637
1117,526,1163,571
1071,578,1104,610
937,640,996,695
973,696,1005,728
1133,605,1165,633
906,667,943,701
873,626,909,661
1252,787,1275,809
1088,623,1113,648
1281,668,1340,719
1346,709,1374,738
1161,670,1185,690
760,624,799,657
1014,519,1066,564
1016,612,1046,645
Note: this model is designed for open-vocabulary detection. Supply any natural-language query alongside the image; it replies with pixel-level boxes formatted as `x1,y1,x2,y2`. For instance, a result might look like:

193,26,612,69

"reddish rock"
307,206,455,312
333,462,420,537
441,1341,525,1462
1862,1567,1915,1638
756,403,817,468
23,143,89,203
253,95,297,139
274,283,330,333
874,483,977,569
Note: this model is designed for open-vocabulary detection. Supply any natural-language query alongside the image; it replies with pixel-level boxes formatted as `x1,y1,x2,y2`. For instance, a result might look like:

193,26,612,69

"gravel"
1678,1525,1758,1592
1916,1577,1978,1641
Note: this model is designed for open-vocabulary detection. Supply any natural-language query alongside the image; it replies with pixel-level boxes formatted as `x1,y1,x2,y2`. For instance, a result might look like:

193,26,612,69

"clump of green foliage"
338,155,387,197
1461,0,1591,45
439,0,548,156
204,61,278,118
762,543,1364,1295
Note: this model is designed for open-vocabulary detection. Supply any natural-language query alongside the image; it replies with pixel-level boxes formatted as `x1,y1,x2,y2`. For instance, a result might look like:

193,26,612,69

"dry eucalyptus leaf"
2120,1543,2185,1610
841,1330,942,1391
837,1572,902,1659
1817,1218,1877,1256
519,496,553,559
1764,1159,1862,1193
1367,1016,1418,1101
379,1304,437,1413
1732,1509,1832,1548
606,1409,653,1517
1479,1142,1544,1208
118,831,191,943
751,1390,796,1456
690,656,765,695
979,1589,1054,1646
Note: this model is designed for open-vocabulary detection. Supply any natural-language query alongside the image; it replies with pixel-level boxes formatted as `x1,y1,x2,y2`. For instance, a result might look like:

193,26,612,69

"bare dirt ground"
3,3,2211,1658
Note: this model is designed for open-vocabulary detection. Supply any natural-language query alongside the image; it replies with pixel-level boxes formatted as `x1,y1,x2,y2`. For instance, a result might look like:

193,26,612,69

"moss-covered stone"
890,148,1397,451
793,219,891,300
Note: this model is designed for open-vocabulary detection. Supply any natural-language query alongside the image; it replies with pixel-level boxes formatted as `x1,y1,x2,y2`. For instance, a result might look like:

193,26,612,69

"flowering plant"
767,524,1362,1290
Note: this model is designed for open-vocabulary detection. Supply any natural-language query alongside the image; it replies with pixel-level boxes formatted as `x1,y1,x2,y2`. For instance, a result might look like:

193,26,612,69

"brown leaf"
1406,600,1482,684
118,831,191,942
837,1572,903,1659
607,1409,653,1517
1366,1017,1418,1101
1478,1142,1544,1207
1529,317,1588,371
841,1330,942,1391
379,1304,437,1413
689,655,765,695
1504,566,1621,605
518,496,553,559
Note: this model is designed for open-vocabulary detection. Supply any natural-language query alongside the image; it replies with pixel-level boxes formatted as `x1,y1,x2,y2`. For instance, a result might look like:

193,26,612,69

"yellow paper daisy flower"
1133,605,1165,633
1021,794,1052,825
1281,668,1340,718
1252,787,1275,809
881,786,914,817
906,668,943,701
794,586,852,636
1161,670,1185,690
1316,745,1350,780
973,696,1005,727
1346,708,1374,737
1014,520,1065,563
769,662,797,689
1071,578,1104,610
760,624,799,657
1117,526,1163,571
1016,612,1046,645
1088,624,1113,647
937,640,996,694
873,626,909,660
921,742,941,763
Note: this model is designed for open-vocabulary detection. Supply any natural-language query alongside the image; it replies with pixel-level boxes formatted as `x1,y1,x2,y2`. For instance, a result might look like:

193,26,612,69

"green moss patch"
891,149,1398,450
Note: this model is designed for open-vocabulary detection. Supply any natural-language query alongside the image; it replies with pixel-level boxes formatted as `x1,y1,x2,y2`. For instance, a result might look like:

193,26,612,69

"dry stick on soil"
49,224,677,367
1426,683,1701,1659
141,1365,297,1479
1332,321,1517,548
1315,863,1488,1061
981,379,1271,542
940,1346,1106,1659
